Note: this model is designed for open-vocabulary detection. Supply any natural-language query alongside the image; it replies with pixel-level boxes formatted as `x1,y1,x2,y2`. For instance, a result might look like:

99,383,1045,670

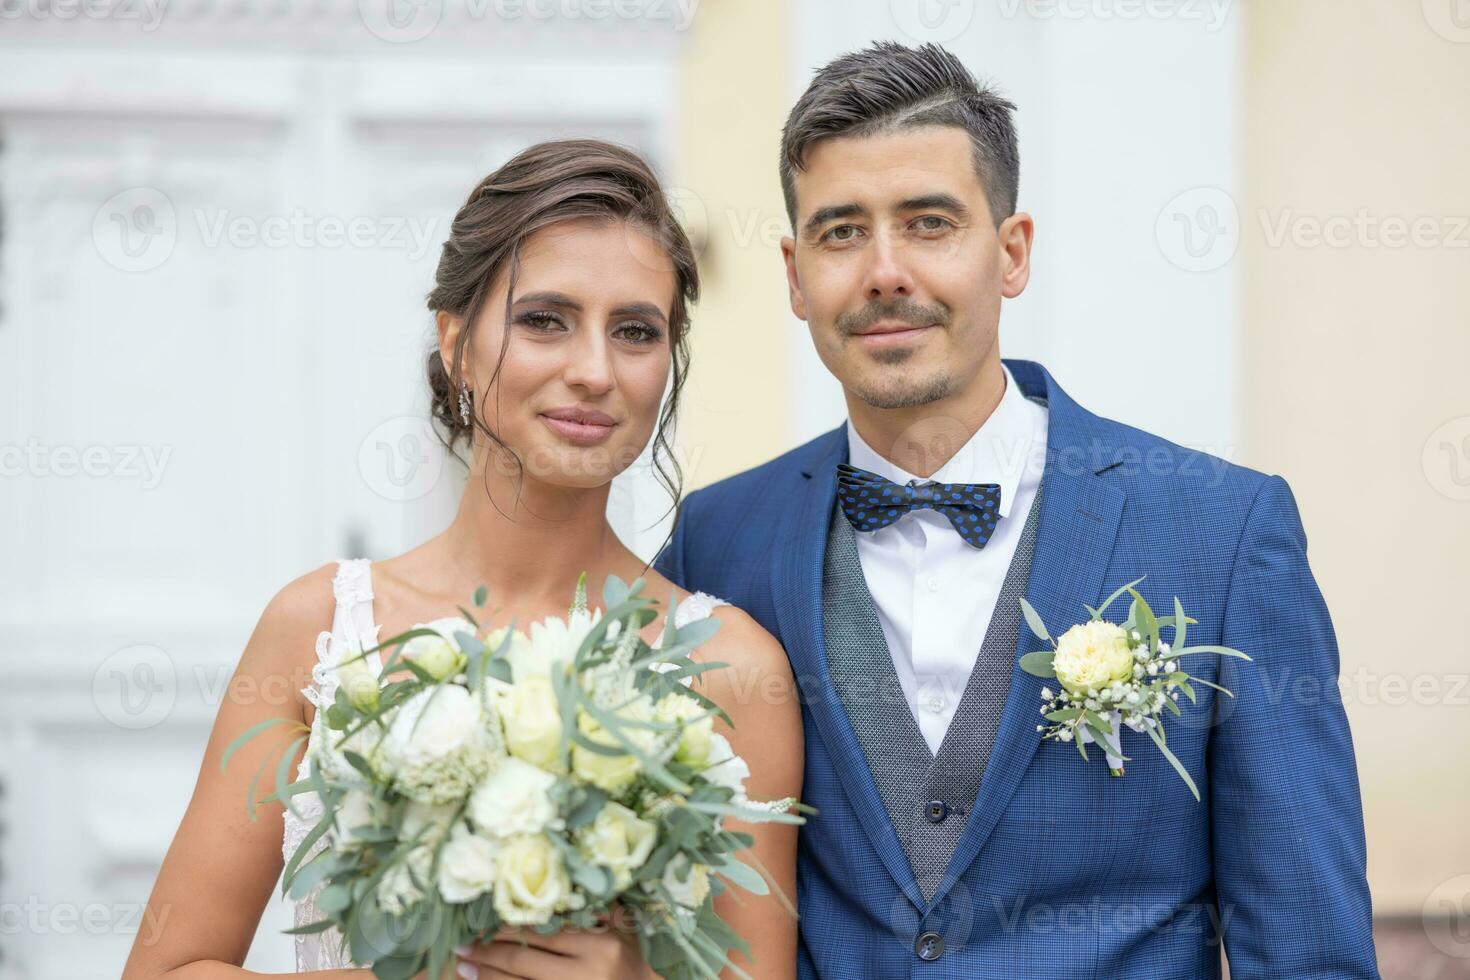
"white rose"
493,833,571,926
403,617,475,681
1051,620,1135,697
402,799,457,844
661,854,711,909
377,802,452,915
438,823,499,904
469,757,562,839
700,733,749,804
333,789,387,849
499,674,567,773
334,650,380,712
656,692,714,767
578,801,657,890
381,684,500,804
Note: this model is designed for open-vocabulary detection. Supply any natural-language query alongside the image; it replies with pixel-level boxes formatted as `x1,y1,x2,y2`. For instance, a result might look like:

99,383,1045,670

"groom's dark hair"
780,41,1020,230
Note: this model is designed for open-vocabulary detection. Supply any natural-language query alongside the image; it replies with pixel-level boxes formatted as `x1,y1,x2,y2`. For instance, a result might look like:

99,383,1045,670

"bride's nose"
562,327,615,395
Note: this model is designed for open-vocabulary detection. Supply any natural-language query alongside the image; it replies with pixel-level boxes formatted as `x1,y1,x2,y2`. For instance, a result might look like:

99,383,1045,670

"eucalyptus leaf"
1019,649,1056,678
1147,722,1200,801
1018,596,1051,643
1097,575,1147,619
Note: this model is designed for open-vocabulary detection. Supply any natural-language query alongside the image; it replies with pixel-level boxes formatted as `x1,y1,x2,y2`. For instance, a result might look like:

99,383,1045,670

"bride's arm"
120,564,372,980
694,608,804,980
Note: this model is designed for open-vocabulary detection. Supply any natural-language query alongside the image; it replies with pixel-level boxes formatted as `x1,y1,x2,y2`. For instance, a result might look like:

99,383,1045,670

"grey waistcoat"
822,473,1045,902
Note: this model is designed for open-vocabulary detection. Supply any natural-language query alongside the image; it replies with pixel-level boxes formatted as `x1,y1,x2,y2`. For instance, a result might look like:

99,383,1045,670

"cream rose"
578,801,657,890
493,833,571,926
468,756,562,839
499,674,567,773
572,702,658,796
402,617,475,681
1051,620,1135,696
656,692,714,767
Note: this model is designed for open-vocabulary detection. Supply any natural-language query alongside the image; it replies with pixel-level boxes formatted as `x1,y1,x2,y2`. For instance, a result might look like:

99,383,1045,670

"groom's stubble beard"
835,297,957,410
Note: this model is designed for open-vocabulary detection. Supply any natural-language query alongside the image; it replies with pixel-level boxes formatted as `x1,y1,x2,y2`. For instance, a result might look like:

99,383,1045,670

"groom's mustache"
837,299,951,336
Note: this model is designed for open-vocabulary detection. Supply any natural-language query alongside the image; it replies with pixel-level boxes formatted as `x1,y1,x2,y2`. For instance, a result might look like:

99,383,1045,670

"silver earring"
458,383,472,425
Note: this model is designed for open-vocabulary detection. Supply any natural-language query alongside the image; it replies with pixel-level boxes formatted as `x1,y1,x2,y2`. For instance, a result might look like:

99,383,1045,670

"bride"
122,139,802,980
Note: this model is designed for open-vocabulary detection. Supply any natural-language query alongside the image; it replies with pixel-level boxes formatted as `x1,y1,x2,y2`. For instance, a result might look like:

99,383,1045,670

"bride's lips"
539,406,618,446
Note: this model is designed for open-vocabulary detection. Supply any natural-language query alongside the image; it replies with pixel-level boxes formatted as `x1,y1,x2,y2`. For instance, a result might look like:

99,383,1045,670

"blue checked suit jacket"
654,359,1377,979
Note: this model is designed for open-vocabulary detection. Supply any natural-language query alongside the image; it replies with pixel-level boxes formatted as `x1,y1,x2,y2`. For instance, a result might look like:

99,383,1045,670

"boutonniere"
1018,577,1252,800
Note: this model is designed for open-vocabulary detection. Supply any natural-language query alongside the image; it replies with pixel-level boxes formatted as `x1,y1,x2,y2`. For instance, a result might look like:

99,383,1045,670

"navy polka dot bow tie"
836,463,1003,549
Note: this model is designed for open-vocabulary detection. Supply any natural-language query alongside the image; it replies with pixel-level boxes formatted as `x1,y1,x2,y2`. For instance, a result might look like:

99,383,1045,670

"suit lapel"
771,425,927,909
926,360,1128,911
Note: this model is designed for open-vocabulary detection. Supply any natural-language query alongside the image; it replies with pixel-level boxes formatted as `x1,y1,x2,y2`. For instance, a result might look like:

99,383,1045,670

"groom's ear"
780,235,808,321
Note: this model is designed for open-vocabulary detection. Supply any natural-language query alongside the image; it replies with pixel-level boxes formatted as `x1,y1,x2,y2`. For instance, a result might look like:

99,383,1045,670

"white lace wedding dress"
281,558,729,971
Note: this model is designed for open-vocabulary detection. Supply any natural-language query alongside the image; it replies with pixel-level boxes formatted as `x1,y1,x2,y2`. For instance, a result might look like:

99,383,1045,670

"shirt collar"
845,363,1041,519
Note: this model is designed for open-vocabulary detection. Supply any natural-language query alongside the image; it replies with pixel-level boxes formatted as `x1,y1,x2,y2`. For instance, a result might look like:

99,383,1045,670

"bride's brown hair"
425,138,699,516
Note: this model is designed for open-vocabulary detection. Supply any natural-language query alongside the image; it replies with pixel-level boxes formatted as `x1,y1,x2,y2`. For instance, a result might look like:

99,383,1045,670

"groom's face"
781,125,1030,410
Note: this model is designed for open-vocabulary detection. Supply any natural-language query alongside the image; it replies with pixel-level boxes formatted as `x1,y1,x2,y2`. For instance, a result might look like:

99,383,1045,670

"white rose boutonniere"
1019,576,1252,800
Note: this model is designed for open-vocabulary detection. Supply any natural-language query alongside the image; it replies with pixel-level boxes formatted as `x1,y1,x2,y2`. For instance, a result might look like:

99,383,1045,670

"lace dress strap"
672,590,730,630
302,558,384,716
284,558,381,971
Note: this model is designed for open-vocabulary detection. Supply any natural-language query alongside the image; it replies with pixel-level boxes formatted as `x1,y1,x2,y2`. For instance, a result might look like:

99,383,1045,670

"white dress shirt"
845,364,1050,754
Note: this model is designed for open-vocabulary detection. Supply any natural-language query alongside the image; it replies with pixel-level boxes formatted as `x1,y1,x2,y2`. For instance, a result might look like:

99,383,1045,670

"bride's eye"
614,321,663,345
517,311,567,333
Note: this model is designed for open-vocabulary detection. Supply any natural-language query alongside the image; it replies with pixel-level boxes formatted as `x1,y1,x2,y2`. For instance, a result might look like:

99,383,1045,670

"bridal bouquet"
1018,576,1252,800
226,576,803,980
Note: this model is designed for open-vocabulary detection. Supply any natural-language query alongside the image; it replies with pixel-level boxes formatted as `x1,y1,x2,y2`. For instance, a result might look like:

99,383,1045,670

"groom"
657,42,1377,978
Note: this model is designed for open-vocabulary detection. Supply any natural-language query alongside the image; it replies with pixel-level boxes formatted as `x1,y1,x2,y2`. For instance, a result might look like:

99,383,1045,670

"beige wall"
675,0,797,489
1243,0,1470,913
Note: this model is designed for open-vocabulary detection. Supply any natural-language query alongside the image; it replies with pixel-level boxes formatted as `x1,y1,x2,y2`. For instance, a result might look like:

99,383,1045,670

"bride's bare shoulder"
638,570,788,677
241,562,341,683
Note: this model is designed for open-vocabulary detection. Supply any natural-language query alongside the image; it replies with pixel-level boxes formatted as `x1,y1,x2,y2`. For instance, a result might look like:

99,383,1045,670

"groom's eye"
911,215,953,234
821,224,863,244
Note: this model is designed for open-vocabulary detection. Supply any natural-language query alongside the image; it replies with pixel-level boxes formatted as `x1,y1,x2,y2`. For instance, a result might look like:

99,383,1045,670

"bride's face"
449,216,677,490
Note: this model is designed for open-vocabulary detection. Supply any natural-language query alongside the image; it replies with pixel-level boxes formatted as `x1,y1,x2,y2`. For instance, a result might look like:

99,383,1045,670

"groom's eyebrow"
801,203,867,239
897,193,970,218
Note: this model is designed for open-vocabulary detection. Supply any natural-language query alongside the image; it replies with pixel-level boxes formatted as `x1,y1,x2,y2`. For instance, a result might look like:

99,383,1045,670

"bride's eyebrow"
513,290,581,311
610,302,667,326
514,291,666,326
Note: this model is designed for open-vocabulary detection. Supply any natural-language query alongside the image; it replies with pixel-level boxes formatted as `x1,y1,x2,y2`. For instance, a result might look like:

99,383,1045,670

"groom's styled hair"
780,41,1020,229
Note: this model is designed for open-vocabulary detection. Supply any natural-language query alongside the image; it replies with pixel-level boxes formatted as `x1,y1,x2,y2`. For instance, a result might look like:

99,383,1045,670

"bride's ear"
436,309,464,378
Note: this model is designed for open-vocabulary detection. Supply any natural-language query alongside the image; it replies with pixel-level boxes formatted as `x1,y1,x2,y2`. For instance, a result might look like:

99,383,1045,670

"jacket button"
915,930,945,961
925,800,948,823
